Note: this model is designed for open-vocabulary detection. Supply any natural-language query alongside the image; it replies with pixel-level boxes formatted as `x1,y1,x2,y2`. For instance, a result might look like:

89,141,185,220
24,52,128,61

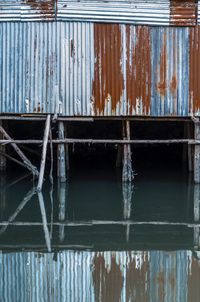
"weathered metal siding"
1,250,198,302
0,0,55,21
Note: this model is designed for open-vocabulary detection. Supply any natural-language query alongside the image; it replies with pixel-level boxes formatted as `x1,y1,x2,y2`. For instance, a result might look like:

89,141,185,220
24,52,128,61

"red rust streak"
25,0,55,18
189,26,200,114
92,254,123,302
92,24,124,115
126,26,151,115
170,0,197,26
157,32,167,98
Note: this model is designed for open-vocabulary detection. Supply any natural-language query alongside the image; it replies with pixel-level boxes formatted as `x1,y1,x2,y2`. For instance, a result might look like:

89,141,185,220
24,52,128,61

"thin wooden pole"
0,125,39,177
0,138,194,144
37,115,51,192
187,122,193,172
49,125,54,185
122,120,133,182
58,182,67,242
194,120,200,183
57,121,66,182
194,185,200,249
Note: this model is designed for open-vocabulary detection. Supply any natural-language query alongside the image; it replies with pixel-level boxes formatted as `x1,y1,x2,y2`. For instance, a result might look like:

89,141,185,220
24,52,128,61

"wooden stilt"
194,120,200,183
122,120,133,182
64,123,69,171
187,122,193,172
57,121,66,182
0,124,39,177
37,115,51,192
0,121,6,171
194,185,200,249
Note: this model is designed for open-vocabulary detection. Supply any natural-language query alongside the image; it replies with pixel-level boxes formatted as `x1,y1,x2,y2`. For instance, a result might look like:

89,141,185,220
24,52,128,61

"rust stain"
126,252,149,302
170,75,177,94
156,271,165,301
126,26,151,115
157,32,167,97
188,256,200,301
25,0,55,18
170,0,197,26
92,253,123,302
189,26,200,114
92,24,124,115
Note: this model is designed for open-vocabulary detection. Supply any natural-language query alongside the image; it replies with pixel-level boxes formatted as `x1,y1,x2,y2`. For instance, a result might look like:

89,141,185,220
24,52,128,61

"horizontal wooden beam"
0,138,194,144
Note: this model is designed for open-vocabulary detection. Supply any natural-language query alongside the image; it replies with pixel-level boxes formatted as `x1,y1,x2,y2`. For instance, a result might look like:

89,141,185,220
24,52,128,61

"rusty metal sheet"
0,21,199,117
0,0,55,21
189,25,200,115
170,0,197,26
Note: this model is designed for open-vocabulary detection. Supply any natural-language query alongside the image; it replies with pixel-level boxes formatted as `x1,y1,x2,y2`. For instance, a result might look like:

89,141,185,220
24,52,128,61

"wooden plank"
37,192,51,252
37,115,51,192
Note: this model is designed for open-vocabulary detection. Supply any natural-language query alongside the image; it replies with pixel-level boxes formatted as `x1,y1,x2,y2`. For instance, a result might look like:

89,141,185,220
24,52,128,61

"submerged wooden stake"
37,115,51,192
194,120,200,183
122,120,133,182
0,125,39,177
57,121,66,182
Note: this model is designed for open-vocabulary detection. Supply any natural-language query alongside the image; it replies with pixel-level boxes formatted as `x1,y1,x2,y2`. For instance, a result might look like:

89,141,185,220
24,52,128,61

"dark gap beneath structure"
0,119,192,176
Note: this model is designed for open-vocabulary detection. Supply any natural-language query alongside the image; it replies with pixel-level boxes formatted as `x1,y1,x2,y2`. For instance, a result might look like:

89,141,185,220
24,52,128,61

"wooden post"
194,120,200,183
37,115,51,192
194,185,200,249
65,123,69,171
122,120,133,182
0,121,6,171
57,121,66,182
187,122,193,172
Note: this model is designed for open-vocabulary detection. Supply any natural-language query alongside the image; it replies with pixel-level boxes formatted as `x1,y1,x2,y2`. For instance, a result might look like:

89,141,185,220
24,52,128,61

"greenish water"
0,163,200,301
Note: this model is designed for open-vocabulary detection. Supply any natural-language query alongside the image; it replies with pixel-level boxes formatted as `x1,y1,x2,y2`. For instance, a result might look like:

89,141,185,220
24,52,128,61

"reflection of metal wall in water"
0,1,200,116
1,250,199,301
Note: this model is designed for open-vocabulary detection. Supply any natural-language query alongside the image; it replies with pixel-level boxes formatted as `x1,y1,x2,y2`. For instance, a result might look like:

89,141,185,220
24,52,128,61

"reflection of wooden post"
194,185,200,249
57,122,66,182
58,182,67,242
122,120,133,183
122,181,133,242
194,120,200,183
0,121,6,171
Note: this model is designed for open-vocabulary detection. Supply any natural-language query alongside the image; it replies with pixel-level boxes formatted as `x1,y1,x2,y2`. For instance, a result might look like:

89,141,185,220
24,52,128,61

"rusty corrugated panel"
188,253,200,302
0,22,195,117
170,0,197,26
0,0,55,21
92,24,124,116
189,25,200,115
126,26,151,115
149,251,188,302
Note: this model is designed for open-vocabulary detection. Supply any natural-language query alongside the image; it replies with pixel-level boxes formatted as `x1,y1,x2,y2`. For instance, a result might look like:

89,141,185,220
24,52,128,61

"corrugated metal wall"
0,250,198,302
0,22,199,116
0,1,200,116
